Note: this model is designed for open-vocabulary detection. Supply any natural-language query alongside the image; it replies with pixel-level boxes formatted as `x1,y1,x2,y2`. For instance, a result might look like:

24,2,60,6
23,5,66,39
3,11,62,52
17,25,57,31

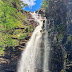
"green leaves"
4,37,14,46
0,1,19,48
0,0,34,52
2,0,28,10
0,3,19,31
41,0,49,9
56,23,65,32
18,33,28,40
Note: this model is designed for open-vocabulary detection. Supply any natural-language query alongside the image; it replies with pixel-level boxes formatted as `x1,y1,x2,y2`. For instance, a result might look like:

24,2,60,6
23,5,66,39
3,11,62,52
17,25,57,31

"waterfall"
17,12,50,72
43,18,50,72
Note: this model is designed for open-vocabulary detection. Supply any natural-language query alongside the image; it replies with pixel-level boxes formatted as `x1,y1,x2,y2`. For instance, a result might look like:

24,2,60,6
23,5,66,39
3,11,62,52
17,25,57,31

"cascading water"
43,19,50,72
17,12,50,72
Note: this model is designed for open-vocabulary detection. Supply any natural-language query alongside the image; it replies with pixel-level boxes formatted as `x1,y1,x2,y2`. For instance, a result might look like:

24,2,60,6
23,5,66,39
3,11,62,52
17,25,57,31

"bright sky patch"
22,0,42,12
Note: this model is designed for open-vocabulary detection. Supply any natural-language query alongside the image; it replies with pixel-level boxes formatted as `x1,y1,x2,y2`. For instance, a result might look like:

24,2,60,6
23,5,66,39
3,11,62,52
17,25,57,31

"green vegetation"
0,0,34,54
41,0,49,9
67,35,72,41
58,34,63,40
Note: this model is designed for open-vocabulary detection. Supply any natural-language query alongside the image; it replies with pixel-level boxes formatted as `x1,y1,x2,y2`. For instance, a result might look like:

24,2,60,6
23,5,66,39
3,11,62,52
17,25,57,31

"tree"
41,0,49,9
2,0,28,11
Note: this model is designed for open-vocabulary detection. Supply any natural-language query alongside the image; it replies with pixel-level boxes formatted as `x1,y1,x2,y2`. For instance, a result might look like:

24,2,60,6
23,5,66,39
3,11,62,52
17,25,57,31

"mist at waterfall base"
17,12,50,72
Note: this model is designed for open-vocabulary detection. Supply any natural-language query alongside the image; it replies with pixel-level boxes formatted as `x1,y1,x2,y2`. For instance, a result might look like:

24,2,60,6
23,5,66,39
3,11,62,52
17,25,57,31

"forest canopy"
0,0,33,53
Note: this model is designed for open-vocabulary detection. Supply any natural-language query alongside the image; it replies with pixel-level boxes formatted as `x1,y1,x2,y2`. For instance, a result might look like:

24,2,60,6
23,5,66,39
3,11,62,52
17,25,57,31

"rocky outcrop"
45,0,72,72
0,11,38,72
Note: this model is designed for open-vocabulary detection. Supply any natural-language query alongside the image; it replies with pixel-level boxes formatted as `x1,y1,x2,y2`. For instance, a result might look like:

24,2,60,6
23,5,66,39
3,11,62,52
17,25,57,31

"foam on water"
17,12,50,72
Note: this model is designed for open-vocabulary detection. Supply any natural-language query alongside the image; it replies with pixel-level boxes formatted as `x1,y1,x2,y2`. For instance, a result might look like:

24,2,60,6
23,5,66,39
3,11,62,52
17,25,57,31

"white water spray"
17,12,50,72
43,18,50,72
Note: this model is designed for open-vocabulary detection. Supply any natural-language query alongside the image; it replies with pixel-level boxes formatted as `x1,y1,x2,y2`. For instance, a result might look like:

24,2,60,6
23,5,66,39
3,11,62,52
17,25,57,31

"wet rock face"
49,44,64,72
66,0,72,34
45,0,67,72
45,0,72,72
